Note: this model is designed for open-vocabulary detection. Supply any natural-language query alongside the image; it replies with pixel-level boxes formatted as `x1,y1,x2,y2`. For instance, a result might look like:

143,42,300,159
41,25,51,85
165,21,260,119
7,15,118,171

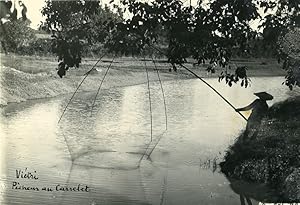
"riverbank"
220,96,300,202
0,54,286,106
0,65,192,106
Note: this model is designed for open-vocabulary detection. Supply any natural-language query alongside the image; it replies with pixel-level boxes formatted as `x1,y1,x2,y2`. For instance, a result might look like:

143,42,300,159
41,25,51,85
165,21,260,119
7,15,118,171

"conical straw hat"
254,92,273,101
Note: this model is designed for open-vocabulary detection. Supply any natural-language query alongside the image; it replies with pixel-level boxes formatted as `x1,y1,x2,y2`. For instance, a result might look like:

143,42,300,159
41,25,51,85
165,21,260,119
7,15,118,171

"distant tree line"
0,0,299,88
40,0,299,88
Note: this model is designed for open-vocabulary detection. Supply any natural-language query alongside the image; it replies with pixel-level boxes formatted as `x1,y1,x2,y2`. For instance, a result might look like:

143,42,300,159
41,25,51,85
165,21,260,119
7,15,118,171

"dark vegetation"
1,0,299,88
220,96,300,202
42,0,299,87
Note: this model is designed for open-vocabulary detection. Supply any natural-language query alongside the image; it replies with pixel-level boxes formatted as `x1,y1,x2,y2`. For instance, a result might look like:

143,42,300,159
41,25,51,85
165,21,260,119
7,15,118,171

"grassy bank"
1,54,285,76
0,54,286,106
220,96,300,202
0,54,193,106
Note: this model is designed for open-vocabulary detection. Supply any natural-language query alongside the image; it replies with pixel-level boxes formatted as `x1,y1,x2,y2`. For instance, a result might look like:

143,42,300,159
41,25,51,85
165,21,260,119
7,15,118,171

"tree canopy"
41,0,123,77
0,0,35,53
41,0,299,87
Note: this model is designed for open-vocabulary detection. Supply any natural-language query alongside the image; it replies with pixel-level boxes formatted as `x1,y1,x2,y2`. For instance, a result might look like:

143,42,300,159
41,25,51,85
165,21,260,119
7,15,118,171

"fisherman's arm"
235,100,258,112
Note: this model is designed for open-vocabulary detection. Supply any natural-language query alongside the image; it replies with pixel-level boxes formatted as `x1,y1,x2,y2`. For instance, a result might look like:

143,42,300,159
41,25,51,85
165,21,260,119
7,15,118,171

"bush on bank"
220,96,300,202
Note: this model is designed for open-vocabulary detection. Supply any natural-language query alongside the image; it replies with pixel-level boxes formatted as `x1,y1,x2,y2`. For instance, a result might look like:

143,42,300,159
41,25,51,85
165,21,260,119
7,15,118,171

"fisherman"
235,92,273,141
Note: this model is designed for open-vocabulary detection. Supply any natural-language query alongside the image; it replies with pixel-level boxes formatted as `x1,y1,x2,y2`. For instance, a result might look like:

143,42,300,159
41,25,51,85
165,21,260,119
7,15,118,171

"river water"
1,76,299,205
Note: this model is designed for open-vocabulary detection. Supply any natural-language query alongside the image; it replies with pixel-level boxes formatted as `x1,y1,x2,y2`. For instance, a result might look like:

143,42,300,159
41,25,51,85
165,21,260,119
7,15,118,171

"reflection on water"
227,178,280,205
1,77,298,205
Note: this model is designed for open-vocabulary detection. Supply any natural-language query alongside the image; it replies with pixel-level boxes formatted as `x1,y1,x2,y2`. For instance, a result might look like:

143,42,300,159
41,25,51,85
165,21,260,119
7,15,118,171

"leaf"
235,66,247,78
57,63,66,78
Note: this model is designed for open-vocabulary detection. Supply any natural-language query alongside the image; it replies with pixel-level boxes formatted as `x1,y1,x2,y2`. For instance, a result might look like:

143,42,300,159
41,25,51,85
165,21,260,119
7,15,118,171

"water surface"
1,76,298,205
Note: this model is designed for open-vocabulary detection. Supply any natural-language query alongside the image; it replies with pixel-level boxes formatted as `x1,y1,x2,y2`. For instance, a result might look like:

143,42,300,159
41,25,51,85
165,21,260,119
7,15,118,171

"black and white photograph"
0,0,299,204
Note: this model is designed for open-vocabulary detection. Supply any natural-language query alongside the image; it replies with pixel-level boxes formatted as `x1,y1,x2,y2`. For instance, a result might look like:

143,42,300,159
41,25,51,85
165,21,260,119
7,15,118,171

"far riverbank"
0,54,286,106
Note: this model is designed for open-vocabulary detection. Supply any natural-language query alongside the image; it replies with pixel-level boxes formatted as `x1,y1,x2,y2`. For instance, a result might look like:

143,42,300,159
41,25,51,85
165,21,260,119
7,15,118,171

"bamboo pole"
148,44,248,122
58,53,106,123
179,64,248,121
90,55,115,116
143,56,153,142
151,56,168,130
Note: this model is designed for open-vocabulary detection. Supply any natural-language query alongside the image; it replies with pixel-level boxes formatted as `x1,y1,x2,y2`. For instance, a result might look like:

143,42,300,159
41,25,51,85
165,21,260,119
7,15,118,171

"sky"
9,0,263,30
6,0,46,29
8,0,200,29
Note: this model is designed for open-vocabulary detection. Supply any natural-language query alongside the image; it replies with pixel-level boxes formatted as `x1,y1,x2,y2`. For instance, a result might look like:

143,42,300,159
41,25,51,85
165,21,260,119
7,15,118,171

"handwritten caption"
12,168,90,192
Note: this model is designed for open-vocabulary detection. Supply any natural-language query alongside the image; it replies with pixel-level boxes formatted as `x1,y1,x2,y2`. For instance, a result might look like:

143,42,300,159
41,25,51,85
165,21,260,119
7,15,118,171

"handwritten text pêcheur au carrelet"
12,168,90,192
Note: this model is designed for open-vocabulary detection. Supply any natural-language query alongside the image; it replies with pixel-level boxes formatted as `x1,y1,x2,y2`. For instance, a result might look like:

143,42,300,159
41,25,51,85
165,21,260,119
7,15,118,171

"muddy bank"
220,96,300,202
0,64,191,106
0,54,287,106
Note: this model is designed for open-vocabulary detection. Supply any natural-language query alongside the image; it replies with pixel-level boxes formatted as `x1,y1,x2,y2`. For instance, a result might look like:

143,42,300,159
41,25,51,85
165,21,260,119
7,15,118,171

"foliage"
19,38,52,56
277,28,300,89
278,28,300,60
259,0,300,89
0,0,32,53
104,0,261,86
0,1,15,19
41,0,123,78
112,0,299,87
40,0,299,88
0,19,36,53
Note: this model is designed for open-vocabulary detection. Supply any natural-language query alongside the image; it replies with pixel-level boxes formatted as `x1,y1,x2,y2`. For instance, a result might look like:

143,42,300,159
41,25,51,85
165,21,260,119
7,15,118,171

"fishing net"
57,57,168,169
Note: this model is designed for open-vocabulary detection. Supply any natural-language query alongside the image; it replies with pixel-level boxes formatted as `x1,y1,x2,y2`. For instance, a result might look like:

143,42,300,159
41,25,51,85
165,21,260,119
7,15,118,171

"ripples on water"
1,77,298,205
